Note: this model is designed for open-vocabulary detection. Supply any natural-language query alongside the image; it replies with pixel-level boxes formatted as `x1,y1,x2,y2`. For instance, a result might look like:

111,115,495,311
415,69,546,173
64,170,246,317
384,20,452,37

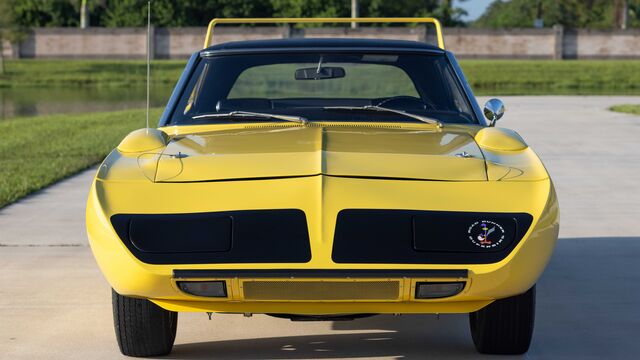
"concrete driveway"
1,96,639,359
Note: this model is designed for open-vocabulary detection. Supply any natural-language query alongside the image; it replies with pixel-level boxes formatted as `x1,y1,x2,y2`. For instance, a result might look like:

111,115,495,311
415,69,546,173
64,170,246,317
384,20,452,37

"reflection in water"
0,85,175,120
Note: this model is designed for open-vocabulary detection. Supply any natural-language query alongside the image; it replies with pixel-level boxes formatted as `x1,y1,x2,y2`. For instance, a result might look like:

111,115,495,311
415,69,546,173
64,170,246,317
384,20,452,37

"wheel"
112,289,178,357
469,285,536,355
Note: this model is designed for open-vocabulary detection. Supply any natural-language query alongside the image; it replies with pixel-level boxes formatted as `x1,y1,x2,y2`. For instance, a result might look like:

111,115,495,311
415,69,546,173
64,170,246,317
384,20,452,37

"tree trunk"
80,0,89,29
351,0,359,29
614,0,628,30
0,36,5,75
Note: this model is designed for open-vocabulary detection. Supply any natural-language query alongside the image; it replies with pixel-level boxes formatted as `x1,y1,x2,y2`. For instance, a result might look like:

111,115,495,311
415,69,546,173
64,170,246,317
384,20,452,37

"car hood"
154,125,487,182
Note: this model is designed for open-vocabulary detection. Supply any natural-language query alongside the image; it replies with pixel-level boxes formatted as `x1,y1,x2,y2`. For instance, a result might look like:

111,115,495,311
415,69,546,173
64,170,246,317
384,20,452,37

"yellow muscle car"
87,18,559,357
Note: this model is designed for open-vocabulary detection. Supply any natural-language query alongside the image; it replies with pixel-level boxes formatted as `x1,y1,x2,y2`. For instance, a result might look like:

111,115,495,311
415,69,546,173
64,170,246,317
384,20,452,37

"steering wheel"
375,96,436,110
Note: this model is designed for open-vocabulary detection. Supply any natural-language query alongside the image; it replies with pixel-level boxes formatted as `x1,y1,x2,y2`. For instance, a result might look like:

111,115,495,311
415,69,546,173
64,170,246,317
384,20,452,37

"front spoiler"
152,298,494,314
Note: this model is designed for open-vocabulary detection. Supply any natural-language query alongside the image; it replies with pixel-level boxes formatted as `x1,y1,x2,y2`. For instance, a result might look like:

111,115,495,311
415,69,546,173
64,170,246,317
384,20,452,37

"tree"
631,2,640,27
270,0,467,27
435,0,468,27
0,5,6,75
0,0,21,75
474,0,639,29
271,0,347,20
12,0,79,27
0,0,471,29
102,0,176,27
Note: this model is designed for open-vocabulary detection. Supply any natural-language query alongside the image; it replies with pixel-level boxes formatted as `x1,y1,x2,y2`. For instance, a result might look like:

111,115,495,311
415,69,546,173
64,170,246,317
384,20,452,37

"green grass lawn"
0,108,162,208
609,104,640,115
2,59,640,94
461,60,640,95
0,60,185,87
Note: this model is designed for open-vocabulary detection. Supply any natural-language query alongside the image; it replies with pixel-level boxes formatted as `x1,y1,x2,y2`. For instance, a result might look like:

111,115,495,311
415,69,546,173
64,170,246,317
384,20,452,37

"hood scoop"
154,126,487,182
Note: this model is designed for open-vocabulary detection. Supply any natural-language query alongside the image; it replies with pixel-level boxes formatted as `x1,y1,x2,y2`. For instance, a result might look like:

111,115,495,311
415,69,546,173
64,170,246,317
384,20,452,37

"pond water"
3,84,635,121
0,84,175,120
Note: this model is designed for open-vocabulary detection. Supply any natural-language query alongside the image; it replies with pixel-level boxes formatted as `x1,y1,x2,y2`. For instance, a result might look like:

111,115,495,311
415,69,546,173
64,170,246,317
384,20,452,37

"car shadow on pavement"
170,314,477,359
169,237,640,360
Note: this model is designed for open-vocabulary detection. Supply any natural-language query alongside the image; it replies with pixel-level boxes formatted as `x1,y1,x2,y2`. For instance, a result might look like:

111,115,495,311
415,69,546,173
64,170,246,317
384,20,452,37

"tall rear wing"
203,17,445,50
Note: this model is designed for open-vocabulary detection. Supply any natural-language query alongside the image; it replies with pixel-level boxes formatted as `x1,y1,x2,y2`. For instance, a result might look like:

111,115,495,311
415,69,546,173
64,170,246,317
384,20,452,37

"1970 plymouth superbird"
87,18,559,357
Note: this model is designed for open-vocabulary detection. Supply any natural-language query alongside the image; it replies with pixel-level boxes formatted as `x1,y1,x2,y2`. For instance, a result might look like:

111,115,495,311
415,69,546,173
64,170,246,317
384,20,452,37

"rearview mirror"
483,98,505,126
295,67,345,80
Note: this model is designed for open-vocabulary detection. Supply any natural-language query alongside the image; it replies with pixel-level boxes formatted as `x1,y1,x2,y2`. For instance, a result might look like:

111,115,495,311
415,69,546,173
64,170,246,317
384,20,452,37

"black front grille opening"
111,209,312,264
332,209,533,264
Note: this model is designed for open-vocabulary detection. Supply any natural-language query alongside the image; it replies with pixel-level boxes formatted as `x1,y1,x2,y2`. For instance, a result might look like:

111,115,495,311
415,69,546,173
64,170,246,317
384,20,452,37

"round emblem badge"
468,220,505,249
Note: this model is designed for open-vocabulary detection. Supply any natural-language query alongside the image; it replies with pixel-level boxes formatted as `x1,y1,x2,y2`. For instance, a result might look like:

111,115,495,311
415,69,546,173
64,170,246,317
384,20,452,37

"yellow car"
87,18,559,357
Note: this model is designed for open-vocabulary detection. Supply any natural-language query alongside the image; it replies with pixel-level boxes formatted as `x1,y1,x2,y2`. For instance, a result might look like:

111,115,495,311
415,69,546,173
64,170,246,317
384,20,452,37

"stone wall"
19,28,148,59
445,27,560,59
3,26,640,60
155,27,289,59
564,29,640,59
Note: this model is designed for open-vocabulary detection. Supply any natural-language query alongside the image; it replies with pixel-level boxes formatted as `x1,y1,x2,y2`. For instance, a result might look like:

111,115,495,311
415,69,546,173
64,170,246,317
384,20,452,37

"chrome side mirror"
483,98,505,126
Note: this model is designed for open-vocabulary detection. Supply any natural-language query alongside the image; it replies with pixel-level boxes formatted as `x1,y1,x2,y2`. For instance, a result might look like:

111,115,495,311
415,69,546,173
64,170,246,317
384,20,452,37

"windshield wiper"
192,111,308,124
323,105,443,128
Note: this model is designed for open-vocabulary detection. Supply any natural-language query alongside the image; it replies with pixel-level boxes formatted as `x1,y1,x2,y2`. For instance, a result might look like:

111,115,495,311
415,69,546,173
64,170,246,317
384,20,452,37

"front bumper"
86,175,558,314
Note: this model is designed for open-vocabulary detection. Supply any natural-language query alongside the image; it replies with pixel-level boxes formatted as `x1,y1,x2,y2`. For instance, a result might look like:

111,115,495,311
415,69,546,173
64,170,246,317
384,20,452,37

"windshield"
169,52,477,125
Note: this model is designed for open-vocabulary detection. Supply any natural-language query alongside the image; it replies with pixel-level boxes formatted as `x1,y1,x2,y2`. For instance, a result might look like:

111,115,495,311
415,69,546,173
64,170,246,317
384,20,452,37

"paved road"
1,96,639,359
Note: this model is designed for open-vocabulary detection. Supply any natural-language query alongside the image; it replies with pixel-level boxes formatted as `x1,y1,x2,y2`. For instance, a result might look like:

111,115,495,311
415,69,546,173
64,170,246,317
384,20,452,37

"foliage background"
475,0,640,29
4,0,467,28
2,0,640,29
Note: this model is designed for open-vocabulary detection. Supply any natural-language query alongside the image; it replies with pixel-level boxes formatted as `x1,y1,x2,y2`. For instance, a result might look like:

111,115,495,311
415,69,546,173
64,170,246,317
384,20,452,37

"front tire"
112,289,178,357
469,285,536,355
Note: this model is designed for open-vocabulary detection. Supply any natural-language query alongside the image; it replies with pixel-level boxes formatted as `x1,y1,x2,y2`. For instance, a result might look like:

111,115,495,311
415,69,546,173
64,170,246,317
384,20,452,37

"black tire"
112,289,178,357
469,285,536,355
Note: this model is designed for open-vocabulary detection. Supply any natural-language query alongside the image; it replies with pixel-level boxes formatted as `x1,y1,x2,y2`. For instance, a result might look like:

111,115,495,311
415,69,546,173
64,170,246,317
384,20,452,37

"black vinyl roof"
202,38,444,54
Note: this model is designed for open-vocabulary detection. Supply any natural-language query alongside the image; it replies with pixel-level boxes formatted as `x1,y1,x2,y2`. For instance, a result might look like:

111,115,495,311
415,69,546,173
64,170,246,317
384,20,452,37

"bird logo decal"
468,220,506,249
